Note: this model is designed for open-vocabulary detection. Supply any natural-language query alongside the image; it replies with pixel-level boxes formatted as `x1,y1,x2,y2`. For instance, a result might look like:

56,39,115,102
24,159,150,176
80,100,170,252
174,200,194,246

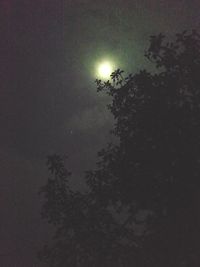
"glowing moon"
97,61,114,79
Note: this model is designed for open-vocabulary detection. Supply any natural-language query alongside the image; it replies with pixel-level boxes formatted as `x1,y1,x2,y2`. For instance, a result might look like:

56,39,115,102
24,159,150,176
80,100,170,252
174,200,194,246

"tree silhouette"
39,30,200,266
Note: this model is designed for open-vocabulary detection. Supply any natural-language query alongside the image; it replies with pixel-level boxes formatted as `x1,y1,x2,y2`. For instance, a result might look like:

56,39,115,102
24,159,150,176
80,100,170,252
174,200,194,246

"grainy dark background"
1,0,200,265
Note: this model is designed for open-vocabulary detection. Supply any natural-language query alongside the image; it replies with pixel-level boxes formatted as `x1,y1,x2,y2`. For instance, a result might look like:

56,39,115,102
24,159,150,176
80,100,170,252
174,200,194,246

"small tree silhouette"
39,30,200,267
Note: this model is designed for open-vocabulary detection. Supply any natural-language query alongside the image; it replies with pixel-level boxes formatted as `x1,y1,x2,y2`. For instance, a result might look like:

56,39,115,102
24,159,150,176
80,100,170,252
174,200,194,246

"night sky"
1,0,200,265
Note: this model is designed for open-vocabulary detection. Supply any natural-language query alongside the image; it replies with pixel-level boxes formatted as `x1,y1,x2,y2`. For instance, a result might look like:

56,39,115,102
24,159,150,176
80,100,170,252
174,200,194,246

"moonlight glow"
97,61,114,79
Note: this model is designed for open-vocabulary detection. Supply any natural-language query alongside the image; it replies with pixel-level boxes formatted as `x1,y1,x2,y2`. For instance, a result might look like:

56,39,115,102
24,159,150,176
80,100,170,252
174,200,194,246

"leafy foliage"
39,30,200,266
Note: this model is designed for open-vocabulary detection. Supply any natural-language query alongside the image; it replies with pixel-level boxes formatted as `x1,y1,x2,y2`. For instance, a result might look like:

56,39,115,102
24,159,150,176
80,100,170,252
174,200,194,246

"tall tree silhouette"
39,30,200,266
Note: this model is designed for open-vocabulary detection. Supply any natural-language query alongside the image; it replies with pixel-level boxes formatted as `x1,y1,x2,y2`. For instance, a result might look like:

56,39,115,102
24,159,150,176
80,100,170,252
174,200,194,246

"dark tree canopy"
39,30,200,267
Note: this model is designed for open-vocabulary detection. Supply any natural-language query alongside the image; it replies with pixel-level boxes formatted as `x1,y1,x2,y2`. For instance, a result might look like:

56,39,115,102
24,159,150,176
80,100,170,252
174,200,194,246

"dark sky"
1,0,200,265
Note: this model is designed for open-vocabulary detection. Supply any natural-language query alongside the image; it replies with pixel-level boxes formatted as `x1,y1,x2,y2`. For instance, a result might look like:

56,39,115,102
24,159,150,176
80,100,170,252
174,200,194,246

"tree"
39,30,200,266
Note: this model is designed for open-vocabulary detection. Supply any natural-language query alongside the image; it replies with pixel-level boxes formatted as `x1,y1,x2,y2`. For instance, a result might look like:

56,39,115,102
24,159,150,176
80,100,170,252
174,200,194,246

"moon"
97,61,114,79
